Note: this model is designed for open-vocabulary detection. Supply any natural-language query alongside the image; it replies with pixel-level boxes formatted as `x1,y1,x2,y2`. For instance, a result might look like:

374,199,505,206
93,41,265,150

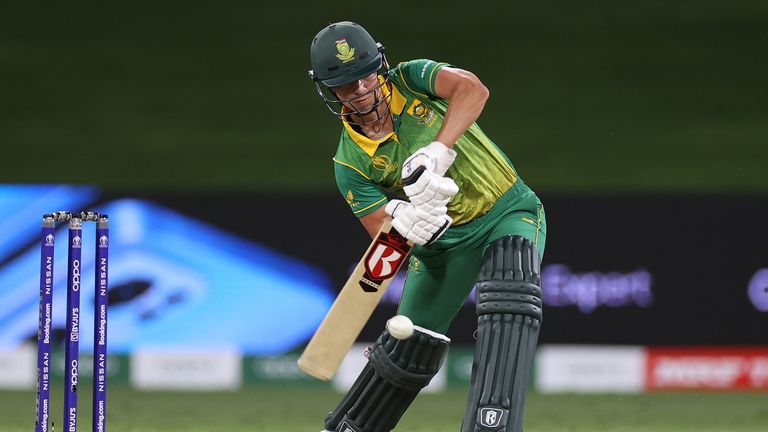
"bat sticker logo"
366,244,403,280
359,230,410,292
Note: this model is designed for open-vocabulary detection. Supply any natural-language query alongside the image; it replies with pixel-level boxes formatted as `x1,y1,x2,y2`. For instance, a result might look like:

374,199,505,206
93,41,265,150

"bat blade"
298,220,411,381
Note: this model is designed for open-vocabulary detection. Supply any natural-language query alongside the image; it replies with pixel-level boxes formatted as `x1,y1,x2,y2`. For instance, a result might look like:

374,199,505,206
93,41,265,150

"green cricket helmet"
309,21,392,125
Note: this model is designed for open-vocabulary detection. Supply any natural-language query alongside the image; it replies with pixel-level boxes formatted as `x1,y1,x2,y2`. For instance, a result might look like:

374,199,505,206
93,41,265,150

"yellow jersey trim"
428,62,449,93
388,83,407,115
341,121,391,157
332,158,372,181
535,204,543,245
352,196,387,215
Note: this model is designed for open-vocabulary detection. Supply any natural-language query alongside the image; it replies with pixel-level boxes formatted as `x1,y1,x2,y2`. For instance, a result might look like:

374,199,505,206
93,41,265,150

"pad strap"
476,280,542,319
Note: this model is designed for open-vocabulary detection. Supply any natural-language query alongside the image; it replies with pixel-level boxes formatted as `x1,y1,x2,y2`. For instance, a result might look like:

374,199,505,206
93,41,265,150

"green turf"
1,1,767,191
4,386,767,431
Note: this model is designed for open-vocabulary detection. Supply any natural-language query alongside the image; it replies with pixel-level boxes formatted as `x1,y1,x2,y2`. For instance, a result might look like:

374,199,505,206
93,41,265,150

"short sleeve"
334,160,387,217
396,59,450,98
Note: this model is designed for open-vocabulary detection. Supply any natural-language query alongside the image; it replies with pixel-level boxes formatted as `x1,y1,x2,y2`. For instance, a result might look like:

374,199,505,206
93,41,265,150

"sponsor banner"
47,352,128,384
0,345,36,389
332,343,446,393
646,347,768,390
536,345,645,393
51,353,109,378
245,354,322,385
445,347,475,387
131,348,242,390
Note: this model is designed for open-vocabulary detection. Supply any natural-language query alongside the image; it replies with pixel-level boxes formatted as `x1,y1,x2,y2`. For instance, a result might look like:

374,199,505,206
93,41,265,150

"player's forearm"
434,79,489,148
360,206,391,239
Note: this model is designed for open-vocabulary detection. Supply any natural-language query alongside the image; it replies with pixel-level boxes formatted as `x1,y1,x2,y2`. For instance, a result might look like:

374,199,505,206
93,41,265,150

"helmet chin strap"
348,90,385,121
311,54,393,127
335,79,393,127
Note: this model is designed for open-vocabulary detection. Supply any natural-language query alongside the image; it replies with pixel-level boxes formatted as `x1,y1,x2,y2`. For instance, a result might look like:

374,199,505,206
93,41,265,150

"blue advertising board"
0,189,334,354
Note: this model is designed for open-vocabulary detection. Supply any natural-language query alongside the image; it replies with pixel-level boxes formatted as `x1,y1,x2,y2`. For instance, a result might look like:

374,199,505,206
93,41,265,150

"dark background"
113,191,768,345
2,0,767,192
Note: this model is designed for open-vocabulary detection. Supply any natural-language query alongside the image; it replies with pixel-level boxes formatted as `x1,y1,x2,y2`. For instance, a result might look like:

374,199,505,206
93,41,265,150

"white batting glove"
403,170,459,212
402,141,457,177
385,199,452,246
401,141,459,212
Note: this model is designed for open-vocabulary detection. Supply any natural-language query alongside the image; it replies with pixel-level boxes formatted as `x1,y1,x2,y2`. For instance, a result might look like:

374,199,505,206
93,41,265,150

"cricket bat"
298,219,412,381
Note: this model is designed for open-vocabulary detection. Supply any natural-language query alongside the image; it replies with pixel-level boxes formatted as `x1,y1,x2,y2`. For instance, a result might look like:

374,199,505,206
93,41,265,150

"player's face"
332,73,381,115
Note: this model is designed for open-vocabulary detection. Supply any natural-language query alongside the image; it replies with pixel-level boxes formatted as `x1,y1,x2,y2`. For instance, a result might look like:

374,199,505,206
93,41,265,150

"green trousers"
397,182,546,333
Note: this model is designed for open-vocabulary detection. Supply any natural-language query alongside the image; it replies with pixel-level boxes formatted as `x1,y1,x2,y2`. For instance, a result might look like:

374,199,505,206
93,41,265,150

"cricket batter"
309,21,547,432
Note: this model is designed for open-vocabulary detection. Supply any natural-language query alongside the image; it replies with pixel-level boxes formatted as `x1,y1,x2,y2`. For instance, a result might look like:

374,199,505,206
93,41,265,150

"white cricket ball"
386,315,414,340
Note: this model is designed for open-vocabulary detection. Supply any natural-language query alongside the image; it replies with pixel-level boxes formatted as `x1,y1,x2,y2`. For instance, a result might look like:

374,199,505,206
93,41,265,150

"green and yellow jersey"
334,59,530,226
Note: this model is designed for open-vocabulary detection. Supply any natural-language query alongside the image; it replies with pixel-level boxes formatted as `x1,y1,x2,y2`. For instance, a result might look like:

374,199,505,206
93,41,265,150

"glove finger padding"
403,170,459,207
394,215,451,246
423,214,452,245
419,203,449,217
385,200,453,246
384,199,409,218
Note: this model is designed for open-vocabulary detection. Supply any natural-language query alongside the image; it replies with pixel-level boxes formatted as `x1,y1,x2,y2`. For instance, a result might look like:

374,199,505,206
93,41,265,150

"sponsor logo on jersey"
335,38,356,63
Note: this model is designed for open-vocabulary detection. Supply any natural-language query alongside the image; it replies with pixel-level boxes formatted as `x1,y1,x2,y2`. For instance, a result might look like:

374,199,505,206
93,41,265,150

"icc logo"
99,235,108,247
72,236,82,247
479,408,504,428
45,234,54,246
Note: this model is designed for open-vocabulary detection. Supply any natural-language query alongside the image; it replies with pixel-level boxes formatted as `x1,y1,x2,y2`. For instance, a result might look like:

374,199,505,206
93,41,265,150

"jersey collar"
341,80,406,157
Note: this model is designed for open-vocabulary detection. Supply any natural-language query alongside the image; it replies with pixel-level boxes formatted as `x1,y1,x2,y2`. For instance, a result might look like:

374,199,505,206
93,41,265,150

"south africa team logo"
335,38,355,63
407,99,437,126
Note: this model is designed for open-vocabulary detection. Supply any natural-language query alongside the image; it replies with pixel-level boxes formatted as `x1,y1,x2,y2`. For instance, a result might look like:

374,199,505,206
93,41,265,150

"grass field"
2,386,767,431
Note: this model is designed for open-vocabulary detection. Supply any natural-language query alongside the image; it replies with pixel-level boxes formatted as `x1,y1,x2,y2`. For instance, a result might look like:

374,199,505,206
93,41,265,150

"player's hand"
402,141,457,177
401,141,459,211
385,199,452,246
402,170,459,212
